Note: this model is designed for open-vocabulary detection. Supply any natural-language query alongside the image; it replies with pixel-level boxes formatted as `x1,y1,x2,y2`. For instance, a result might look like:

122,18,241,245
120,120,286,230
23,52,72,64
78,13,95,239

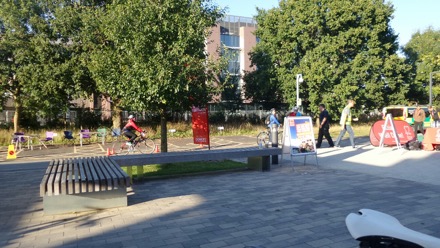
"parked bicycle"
257,127,283,147
112,132,156,155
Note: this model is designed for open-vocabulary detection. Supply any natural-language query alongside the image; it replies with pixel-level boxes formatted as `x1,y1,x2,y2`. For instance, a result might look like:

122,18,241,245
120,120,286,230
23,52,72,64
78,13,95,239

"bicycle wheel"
257,131,269,145
137,138,156,154
112,140,129,155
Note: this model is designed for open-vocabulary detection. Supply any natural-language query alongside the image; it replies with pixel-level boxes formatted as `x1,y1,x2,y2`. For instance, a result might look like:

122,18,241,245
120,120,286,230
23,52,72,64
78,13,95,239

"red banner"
192,106,210,146
370,120,415,146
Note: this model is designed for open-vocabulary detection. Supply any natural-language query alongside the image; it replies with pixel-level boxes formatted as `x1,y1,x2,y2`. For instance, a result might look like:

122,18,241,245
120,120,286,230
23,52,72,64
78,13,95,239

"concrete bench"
112,147,282,171
40,156,131,214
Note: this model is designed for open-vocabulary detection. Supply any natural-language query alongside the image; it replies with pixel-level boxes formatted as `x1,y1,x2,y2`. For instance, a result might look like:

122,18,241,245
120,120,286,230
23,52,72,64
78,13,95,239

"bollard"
270,124,279,165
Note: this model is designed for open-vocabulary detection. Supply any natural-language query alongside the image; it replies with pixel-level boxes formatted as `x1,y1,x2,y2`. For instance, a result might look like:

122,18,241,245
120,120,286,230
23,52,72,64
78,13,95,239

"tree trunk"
13,97,21,133
112,103,122,129
160,110,168,153
112,107,122,128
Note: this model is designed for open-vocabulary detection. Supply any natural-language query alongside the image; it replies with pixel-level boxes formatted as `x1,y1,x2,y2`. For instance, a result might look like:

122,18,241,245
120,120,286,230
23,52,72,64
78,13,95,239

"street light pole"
430,71,440,106
296,74,304,108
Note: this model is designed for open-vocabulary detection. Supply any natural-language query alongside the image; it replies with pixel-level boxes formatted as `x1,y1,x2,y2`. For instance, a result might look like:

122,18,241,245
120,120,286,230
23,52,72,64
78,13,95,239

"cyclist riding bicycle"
122,115,144,145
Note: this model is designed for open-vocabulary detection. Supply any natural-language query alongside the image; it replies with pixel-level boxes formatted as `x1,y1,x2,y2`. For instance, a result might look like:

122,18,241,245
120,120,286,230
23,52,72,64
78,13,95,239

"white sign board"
282,116,318,165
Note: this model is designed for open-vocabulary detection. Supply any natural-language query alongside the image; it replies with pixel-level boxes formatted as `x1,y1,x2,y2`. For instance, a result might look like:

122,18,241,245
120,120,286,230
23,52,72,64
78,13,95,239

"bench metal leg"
247,156,270,171
43,187,127,215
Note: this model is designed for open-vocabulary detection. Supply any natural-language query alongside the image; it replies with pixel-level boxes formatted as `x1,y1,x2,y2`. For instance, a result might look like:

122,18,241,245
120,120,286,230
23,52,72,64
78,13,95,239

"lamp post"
430,71,440,106
296,74,304,108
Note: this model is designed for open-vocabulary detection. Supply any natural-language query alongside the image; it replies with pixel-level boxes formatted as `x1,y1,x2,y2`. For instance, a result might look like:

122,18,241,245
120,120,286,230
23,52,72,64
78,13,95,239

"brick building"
206,15,258,101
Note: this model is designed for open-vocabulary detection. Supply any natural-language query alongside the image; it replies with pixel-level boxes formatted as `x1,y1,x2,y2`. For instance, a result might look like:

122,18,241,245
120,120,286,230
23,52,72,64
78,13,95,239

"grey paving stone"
200,240,229,248
2,139,440,248
181,237,210,248
268,233,291,242
106,235,135,244
223,236,253,246
222,244,246,248
1,242,20,248
327,240,355,248
165,236,192,245
306,238,334,248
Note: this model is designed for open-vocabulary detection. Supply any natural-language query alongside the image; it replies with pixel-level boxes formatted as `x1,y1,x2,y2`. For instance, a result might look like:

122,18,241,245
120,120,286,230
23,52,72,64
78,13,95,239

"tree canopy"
403,27,440,106
88,0,224,112
0,0,95,131
1,0,225,147
85,0,225,151
244,0,414,118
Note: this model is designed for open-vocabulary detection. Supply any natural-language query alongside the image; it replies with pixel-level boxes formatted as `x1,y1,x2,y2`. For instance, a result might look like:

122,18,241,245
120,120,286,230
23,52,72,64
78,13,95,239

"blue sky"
214,0,440,46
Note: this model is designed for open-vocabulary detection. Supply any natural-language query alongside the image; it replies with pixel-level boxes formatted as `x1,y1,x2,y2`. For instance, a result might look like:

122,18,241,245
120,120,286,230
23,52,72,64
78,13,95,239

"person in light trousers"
429,105,439,127
334,99,356,148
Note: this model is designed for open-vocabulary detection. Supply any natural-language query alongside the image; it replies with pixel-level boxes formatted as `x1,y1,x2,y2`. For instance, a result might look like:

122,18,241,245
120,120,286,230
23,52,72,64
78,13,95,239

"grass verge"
1,121,373,146
121,160,248,180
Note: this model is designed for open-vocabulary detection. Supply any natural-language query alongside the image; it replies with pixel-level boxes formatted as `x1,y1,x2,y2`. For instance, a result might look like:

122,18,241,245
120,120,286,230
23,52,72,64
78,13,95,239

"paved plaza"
1,136,440,247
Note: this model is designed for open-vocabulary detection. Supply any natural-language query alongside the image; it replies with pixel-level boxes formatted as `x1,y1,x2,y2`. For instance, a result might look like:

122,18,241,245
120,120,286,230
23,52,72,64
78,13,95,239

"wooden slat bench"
40,156,131,214
112,147,282,171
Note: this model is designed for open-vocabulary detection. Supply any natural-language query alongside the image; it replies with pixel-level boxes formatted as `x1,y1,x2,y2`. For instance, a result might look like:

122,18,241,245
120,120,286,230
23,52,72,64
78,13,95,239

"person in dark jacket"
316,104,334,148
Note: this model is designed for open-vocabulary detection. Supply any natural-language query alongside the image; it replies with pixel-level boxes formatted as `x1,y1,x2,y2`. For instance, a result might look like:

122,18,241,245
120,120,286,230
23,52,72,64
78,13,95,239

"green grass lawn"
117,123,372,181
2,121,373,146
121,160,248,180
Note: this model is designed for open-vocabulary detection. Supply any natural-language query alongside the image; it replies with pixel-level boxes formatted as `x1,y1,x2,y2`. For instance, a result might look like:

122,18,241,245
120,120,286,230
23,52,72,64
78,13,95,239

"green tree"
49,0,111,128
220,47,241,103
243,45,283,103
1,1,55,131
88,0,225,152
0,0,92,131
245,0,412,118
403,27,440,106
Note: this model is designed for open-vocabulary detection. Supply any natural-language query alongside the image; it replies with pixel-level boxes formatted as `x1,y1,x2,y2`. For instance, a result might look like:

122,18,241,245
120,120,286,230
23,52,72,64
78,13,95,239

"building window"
221,34,239,48
221,48,240,75
219,15,257,36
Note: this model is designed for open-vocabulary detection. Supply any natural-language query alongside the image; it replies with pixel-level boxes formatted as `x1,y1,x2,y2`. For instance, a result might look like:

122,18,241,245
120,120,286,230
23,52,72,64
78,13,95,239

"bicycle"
112,132,156,155
257,127,283,147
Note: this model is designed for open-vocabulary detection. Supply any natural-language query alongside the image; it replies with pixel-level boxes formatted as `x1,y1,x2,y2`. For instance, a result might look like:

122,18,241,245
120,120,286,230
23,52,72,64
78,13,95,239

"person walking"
316,104,334,148
413,104,425,134
334,99,356,148
267,108,281,128
428,105,439,127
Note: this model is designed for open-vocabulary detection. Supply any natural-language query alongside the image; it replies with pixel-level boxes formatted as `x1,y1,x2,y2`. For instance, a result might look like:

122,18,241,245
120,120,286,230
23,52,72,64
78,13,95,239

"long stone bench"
40,156,131,214
40,148,280,214
112,147,282,171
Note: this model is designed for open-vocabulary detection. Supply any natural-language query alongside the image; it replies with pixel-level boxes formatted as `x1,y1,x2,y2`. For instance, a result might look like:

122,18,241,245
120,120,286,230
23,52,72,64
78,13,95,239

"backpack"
433,110,439,121
265,115,271,125
405,139,421,150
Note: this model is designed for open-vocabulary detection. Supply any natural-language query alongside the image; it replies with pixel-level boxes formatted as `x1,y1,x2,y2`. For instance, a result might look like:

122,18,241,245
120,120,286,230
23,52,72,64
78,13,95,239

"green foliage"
76,109,102,129
403,27,440,106
1,0,227,151
87,0,225,112
83,0,226,152
245,0,413,119
242,45,283,102
0,0,93,131
219,47,242,102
